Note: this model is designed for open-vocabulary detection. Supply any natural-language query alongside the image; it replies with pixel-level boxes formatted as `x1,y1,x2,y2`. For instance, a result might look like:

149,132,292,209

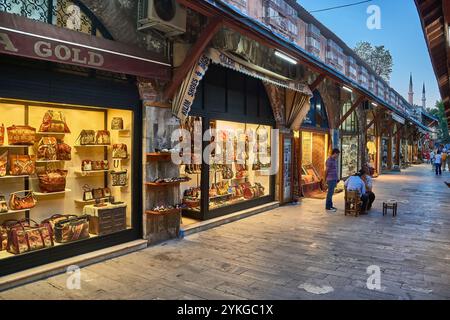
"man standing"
325,148,340,212
435,150,442,176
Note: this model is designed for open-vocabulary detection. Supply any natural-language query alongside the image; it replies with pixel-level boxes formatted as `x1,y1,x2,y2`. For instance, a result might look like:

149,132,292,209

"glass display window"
341,135,359,178
0,99,134,262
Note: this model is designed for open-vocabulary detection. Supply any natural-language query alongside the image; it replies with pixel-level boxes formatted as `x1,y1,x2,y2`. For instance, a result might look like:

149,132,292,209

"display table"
83,203,127,235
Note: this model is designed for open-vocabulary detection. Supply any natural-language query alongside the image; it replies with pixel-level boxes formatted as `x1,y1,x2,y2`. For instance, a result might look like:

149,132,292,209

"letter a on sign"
0,33,18,52
366,265,381,290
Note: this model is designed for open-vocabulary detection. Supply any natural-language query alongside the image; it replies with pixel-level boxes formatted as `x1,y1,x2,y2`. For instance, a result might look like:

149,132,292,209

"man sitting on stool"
361,165,376,211
345,171,369,214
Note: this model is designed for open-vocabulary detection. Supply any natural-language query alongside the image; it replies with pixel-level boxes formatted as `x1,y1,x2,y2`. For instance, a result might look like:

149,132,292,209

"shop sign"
0,12,170,80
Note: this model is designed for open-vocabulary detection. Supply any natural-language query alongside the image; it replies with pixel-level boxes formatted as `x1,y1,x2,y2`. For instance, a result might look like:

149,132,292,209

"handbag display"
79,130,96,145
0,123,4,146
82,160,92,171
111,170,128,186
7,125,36,145
0,195,8,213
111,117,124,130
9,190,37,211
112,144,128,159
95,130,111,145
9,154,36,176
38,170,68,193
57,142,72,160
42,214,90,244
0,151,7,177
6,219,53,254
91,160,109,171
39,110,70,133
36,137,57,161
222,165,234,179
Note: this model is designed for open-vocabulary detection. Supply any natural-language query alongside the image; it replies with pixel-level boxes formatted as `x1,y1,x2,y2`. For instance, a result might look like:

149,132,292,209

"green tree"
354,41,393,81
428,101,450,143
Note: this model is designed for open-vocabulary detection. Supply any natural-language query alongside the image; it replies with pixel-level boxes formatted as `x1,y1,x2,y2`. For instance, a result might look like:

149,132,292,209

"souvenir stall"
340,102,360,178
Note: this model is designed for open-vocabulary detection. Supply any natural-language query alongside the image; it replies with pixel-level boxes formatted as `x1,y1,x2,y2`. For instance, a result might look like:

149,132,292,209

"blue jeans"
326,180,337,209
436,163,442,175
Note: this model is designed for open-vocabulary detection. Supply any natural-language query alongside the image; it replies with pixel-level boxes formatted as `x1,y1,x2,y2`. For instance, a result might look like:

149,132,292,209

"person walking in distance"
435,150,442,176
325,148,340,212
442,148,448,171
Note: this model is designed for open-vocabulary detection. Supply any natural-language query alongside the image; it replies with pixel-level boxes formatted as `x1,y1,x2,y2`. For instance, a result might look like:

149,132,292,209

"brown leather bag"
39,110,70,133
95,130,111,145
37,137,57,161
9,191,37,210
57,142,71,160
9,154,35,176
6,219,54,254
38,170,68,193
7,125,36,145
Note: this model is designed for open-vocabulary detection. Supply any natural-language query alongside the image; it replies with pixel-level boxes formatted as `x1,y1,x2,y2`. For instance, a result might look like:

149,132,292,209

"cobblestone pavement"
1,164,449,300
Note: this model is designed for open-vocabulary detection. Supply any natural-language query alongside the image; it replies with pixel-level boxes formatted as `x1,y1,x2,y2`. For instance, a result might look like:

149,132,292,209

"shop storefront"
340,101,360,178
366,112,379,175
297,90,330,198
179,64,276,220
0,9,169,276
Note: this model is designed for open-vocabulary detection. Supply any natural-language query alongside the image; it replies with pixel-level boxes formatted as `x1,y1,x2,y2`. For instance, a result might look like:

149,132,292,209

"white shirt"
435,154,442,164
365,175,373,190
345,176,366,195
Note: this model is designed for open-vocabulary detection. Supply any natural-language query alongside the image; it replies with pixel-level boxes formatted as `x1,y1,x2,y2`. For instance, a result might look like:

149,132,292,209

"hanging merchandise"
0,123,4,146
111,170,128,187
39,110,71,133
95,130,111,145
36,137,58,161
38,170,68,193
112,143,128,159
7,125,36,145
8,191,37,211
111,117,124,130
9,154,36,176
79,130,96,145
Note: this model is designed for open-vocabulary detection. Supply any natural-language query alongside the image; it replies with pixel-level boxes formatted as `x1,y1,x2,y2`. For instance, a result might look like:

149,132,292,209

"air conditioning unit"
138,0,187,37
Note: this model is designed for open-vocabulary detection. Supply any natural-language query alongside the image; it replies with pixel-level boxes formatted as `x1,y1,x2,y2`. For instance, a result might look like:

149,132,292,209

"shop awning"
392,113,406,125
172,47,312,123
0,11,171,80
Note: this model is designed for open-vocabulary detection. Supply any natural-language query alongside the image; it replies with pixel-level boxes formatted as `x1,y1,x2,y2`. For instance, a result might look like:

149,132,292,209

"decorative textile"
286,90,312,130
263,83,285,126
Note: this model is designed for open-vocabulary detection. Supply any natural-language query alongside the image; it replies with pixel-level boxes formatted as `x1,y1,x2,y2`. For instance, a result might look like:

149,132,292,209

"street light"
342,85,353,93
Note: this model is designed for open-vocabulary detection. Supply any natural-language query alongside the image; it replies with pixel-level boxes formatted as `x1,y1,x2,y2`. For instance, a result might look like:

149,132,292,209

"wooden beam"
308,74,326,91
164,17,223,99
337,95,365,128
365,118,376,133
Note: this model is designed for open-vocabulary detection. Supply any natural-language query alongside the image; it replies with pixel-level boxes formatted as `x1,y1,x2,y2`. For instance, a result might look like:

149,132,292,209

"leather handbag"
8,191,37,210
53,215,90,244
111,117,124,130
37,137,57,161
6,219,54,254
7,125,36,145
82,160,92,171
38,170,68,193
57,142,71,160
79,130,96,145
39,110,70,133
91,160,109,171
112,144,128,159
42,214,90,243
9,154,36,176
95,130,111,145
0,123,4,146
111,170,127,186
0,151,7,177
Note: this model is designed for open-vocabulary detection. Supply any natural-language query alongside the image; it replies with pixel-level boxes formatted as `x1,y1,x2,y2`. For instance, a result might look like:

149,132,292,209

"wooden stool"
345,190,362,217
383,200,398,217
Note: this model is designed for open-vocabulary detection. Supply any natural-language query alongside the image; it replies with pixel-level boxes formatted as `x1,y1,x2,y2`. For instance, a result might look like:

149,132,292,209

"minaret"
422,83,426,109
408,73,414,105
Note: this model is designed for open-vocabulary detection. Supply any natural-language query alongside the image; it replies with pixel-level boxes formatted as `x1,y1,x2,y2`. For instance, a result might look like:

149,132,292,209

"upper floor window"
0,0,112,39
307,24,321,37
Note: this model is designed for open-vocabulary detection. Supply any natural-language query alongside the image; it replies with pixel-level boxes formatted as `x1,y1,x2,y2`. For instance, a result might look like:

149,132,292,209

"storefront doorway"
340,101,360,178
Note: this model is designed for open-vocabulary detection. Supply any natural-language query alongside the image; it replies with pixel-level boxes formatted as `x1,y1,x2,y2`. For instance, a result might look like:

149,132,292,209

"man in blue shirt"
324,148,340,212
345,171,369,214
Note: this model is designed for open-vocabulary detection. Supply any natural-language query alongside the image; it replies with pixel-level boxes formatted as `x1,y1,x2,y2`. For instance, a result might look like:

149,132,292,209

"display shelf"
74,197,110,205
0,209,28,216
0,145,31,148
75,170,111,175
74,144,110,148
145,208,181,215
33,189,71,196
36,160,66,164
0,175,30,179
146,152,173,162
145,181,183,187
36,132,66,136
209,193,233,200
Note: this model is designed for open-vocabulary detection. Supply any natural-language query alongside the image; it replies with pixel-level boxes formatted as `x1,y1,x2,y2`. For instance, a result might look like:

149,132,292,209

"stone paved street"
1,164,449,300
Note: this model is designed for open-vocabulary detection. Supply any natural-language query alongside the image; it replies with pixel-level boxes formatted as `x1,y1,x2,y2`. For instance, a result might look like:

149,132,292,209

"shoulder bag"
112,144,128,159
111,170,127,186
95,130,111,145
79,130,96,145
57,141,72,160
37,137,58,161
9,190,37,210
7,125,36,145
9,154,36,176
39,110,70,133
38,170,68,193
